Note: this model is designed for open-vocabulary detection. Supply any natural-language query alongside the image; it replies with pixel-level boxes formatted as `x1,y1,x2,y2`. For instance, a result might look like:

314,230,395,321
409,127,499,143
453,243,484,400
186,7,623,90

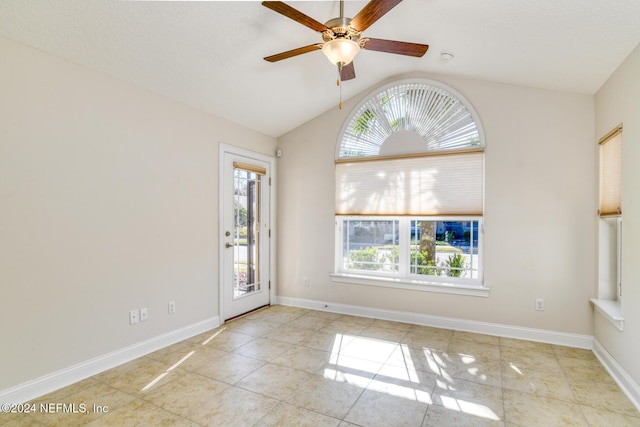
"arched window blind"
335,79,485,216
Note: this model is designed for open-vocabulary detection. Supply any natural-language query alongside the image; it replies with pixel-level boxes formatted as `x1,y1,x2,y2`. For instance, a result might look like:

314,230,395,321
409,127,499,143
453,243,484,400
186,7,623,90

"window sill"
330,273,489,297
590,298,624,331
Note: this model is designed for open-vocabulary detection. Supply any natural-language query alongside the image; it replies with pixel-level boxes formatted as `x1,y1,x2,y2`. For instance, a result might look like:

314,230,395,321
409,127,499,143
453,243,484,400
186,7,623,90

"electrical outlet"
303,277,309,287
140,307,148,322
168,301,176,314
535,299,545,311
129,309,139,325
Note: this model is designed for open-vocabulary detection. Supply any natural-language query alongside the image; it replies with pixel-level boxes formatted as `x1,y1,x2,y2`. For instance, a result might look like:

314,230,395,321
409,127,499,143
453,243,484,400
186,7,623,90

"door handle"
225,242,233,248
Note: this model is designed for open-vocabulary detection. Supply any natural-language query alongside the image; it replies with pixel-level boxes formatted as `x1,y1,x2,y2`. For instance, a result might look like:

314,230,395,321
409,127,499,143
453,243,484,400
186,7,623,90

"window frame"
332,215,487,297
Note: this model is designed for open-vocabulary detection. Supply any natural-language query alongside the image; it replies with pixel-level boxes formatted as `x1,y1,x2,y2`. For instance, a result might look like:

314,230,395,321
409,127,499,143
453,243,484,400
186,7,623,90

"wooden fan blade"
340,62,356,81
264,44,323,62
262,1,329,32
362,38,429,57
350,0,403,32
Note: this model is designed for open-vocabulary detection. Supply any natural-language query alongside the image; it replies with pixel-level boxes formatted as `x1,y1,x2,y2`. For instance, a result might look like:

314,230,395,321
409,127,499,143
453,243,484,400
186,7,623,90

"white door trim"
218,143,276,321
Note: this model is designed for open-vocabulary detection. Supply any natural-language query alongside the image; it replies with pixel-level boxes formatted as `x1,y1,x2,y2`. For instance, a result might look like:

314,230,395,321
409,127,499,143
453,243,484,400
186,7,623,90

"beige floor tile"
339,335,399,363
268,304,308,314
410,326,455,339
264,324,317,344
247,308,303,324
345,388,429,427
199,329,255,352
432,378,504,421
316,354,379,389
450,331,500,347
255,401,341,427
337,314,376,326
142,371,228,417
298,330,355,353
187,325,227,344
197,351,265,384
570,377,639,416
323,319,369,336
551,345,596,361
359,325,410,342
223,318,279,337
436,351,503,388
303,310,344,322
369,318,414,332
144,340,197,362
232,337,293,362
285,374,365,419
146,343,228,372
287,314,333,330
501,363,574,401
500,338,554,354
500,346,563,375
503,389,587,426
272,345,333,373
1,416,45,427
423,403,505,426
446,340,501,363
84,399,197,426
188,386,279,426
402,329,453,352
93,357,177,395
558,356,614,384
368,363,437,404
0,411,21,426
235,363,311,400
580,404,640,427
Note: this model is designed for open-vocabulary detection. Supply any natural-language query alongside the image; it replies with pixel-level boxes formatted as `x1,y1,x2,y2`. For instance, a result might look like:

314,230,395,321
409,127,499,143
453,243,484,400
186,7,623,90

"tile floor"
2,305,639,426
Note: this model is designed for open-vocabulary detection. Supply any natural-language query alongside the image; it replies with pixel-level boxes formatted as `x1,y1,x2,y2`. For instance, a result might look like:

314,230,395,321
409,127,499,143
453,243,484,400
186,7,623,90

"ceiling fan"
262,0,429,82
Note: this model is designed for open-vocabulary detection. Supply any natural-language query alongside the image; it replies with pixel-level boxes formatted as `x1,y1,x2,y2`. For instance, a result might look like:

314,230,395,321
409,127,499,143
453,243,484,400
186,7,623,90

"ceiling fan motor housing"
322,17,361,43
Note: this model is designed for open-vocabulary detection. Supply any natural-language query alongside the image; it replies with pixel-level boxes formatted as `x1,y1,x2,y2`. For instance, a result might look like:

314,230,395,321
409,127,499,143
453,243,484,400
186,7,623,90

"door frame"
218,143,276,321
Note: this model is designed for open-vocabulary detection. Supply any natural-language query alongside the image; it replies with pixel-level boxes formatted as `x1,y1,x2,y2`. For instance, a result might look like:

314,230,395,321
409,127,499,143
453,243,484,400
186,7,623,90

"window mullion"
398,218,410,277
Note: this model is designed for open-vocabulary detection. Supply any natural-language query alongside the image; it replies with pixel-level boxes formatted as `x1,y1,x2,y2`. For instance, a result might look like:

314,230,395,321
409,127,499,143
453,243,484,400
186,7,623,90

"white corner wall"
0,37,276,392
594,42,640,388
276,72,595,336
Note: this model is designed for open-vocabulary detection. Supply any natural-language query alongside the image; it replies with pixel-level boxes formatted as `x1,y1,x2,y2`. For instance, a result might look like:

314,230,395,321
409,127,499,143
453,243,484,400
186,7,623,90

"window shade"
233,161,266,176
335,151,484,216
599,127,622,216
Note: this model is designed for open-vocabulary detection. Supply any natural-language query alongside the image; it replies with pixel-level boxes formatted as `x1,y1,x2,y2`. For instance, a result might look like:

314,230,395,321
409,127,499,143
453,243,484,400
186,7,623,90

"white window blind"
599,126,622,216
335,150,484,216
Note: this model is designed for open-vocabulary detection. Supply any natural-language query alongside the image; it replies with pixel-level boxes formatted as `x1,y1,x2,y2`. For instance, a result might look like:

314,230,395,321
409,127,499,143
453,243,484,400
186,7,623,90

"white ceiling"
2,0,640,137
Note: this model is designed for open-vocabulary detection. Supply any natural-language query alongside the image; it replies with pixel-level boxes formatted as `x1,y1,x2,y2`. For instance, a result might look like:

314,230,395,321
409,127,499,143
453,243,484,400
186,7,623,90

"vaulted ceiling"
2,0,640,137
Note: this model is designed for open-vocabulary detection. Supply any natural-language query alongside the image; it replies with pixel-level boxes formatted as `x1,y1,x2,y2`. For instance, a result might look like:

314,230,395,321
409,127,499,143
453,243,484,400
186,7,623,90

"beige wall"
594,43,640,385
276,72,595,334
0,37,276,390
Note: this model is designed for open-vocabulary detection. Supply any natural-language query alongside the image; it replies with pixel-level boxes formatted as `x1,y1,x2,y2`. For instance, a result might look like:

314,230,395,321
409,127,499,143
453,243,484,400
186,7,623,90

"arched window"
337,79,484,160
333,79,487,295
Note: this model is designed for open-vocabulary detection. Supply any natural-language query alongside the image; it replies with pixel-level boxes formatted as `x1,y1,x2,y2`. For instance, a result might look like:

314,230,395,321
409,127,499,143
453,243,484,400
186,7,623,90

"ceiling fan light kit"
322,38,360,66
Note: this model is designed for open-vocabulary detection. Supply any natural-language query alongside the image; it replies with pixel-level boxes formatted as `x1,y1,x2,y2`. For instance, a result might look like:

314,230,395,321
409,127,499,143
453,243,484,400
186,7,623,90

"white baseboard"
276,296,594,349
593,339,640,412
0,316,220,404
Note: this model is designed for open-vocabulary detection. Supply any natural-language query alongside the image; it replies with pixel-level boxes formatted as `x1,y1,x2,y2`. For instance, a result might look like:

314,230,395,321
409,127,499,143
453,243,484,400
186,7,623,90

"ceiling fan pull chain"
337,65,343,109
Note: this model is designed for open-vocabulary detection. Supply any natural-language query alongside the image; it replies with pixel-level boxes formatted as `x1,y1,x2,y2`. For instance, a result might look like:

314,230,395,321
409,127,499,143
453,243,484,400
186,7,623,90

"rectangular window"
597,124,623,301
335,216,483,291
